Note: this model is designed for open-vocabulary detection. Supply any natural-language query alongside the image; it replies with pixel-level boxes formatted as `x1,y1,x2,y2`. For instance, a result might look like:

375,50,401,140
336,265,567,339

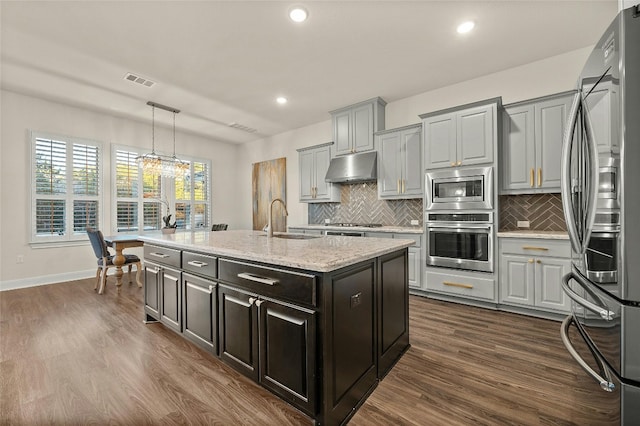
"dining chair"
211,224,228,231
86,228,142,294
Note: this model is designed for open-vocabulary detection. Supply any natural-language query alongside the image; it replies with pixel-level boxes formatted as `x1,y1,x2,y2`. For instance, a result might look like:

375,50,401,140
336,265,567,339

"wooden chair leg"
128,264,133,283
94,268,101,291
98,267,108,294
135,262,143,288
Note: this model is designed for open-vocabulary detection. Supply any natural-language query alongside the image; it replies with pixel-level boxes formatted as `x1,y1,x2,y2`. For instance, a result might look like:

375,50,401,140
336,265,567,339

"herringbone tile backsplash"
308,182,423,226
499,194,566,231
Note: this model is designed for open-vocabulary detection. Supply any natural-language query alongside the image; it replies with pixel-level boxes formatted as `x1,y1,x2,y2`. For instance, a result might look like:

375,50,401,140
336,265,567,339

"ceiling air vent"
228,122,257,133
124,72,156,88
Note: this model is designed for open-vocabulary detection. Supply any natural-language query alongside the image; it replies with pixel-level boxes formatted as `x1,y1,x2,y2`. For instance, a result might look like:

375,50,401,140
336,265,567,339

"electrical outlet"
410,219,419,226
517,221,530,228
17,255,24,264
324,218,331,224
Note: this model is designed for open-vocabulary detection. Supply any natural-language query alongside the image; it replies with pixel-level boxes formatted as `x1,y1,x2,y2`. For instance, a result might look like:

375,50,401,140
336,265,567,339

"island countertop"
138,230,415,273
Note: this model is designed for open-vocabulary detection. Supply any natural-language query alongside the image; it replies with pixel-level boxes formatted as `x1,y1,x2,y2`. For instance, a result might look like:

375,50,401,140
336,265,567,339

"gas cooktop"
325,223,383,228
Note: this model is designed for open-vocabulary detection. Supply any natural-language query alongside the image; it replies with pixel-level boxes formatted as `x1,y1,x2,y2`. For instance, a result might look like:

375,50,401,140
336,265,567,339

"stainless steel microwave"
425,167,493,210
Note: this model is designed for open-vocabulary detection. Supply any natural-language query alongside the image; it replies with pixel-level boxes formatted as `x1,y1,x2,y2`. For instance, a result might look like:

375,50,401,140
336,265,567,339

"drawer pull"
238,272,278,286
522,246,549,251
443,281,474,289
187,260,208,268
149,252,170,258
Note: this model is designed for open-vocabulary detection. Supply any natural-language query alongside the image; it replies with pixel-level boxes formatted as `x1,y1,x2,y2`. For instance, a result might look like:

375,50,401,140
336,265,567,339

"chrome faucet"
266,198,289,238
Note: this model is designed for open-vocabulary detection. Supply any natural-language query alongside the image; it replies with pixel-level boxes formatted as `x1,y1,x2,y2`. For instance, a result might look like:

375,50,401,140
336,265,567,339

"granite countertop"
497,230,569,240
288,224,423,234
138,230,415,273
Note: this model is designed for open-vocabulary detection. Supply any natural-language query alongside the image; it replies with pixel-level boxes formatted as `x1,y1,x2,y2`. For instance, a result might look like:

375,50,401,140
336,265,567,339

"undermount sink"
262,233,321,240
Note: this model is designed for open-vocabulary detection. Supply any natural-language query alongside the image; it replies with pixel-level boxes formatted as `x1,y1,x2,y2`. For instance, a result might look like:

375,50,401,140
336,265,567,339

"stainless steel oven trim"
425,166,493,211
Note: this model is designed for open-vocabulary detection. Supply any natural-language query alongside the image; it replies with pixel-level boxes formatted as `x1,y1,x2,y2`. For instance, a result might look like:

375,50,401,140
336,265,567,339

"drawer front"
144,244,181,268
500,239,570,258
426,270,495,301
394,233,421,248
183,251,217,279
218,258,317,307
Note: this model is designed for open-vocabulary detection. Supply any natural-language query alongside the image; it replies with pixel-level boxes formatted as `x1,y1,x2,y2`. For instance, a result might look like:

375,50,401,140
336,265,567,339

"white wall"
235,46,593,229
0,90,239,289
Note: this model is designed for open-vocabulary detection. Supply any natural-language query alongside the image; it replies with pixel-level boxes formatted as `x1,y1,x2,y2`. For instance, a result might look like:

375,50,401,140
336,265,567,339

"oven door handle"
560,315,615,392
561,272,615,321
426,224,492,230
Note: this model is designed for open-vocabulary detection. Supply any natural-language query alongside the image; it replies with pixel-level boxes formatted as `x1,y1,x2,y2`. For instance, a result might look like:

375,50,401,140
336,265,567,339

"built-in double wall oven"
425,166,495,273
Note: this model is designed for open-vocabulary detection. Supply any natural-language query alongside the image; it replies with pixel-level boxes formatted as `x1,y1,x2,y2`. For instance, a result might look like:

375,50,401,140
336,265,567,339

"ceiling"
1,1,618,145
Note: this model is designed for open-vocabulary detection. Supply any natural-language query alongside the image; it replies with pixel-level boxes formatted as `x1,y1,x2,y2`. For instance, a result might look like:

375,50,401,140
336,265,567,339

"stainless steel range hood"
324,151,377,183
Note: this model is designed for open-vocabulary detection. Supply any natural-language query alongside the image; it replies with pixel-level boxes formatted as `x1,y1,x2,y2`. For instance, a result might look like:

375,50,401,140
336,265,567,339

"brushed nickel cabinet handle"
528,259,534,263
522,246,549,251
456,161,462,166
538,168,542,187
255,299,264,307
443,281,474,289
187,260,207,268
397,179,401,194
248,297,256,306
451,162,456,167
530,168,535,187
402,179,406,194
149,252,170,259
238,272,278,286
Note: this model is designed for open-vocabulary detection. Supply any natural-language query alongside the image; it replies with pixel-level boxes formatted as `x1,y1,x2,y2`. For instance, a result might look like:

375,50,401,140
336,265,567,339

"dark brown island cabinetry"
141,240,409,426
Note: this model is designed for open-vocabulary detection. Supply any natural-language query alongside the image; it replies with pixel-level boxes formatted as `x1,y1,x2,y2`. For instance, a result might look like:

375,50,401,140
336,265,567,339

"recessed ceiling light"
289,6,308,23
276,97,288,105
457,21,475,34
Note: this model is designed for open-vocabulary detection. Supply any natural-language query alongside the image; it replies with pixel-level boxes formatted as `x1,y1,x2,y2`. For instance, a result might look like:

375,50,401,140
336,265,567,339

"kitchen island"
138,230,413,425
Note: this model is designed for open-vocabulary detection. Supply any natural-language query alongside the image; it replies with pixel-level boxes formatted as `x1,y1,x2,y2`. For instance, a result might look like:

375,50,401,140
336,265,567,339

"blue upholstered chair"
87,228,142,294
211,224,228,231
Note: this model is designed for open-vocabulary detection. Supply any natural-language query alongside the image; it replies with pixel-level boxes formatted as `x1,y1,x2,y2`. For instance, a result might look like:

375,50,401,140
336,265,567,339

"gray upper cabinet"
376,124,422,199
502,92,573,193
298,143,340,203
330,97,386,157
421,101,496,170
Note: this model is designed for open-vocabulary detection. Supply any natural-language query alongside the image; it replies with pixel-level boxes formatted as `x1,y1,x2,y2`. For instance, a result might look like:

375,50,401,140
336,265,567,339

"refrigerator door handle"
581,94,599,255
562,272,615,320
561,92,582,254
560,315,616,392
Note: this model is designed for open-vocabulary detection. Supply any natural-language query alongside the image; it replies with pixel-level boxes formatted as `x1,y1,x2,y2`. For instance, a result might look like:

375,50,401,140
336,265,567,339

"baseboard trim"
1,269,97,292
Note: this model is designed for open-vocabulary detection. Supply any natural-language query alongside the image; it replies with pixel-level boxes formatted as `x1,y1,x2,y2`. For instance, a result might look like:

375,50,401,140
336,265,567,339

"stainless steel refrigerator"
560,5,640,425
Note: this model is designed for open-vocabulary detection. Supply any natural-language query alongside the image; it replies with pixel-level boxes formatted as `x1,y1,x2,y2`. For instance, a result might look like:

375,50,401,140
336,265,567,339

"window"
31,132,102,244
113,145,210,233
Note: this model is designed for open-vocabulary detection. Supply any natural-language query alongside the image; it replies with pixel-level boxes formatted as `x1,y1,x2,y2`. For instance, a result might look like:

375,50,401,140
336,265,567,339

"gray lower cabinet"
298,143,340,203
502,92,573,193
143,244,182,327
499,238,571,313
365,232,422,290
160,266,182,333
421,101,496,170
376,124,423,199
143,263,160,321
330,97,386,156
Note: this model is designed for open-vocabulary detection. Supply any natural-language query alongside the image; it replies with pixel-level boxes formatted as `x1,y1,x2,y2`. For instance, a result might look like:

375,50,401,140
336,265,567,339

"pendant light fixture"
136,101,189,178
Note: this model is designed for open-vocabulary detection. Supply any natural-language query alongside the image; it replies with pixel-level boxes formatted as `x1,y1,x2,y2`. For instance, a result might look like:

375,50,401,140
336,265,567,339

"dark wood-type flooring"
0,278,617,425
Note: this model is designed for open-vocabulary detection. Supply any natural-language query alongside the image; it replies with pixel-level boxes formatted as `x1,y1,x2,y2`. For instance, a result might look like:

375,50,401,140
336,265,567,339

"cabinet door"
499,254,535,306
457,104,494,167
401,128,423,196
377,251,409,378
298,150,315,201
535,257,571,312
259,299,316,415
352,102,375,153
182,273,216,354
423,112,457,169
535,96,571,191
502,105,536,191
218,285,259,381
407,246,421,289
333,110,352,156
312,146,335,201
378,132,402,198
160,266,182,333
144,263,161,320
